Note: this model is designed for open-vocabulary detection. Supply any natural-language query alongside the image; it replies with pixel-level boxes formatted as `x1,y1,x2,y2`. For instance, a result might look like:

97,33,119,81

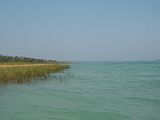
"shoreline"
0,63,66,68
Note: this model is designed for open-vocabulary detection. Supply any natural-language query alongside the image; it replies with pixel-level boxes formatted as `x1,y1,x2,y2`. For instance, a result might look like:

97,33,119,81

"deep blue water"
0,62,160,120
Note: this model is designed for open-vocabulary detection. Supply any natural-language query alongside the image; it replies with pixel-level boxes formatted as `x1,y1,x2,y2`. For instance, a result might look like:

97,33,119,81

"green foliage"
0,55,57,63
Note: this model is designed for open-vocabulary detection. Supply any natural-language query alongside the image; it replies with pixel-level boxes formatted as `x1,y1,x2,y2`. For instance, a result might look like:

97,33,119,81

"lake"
0,61,160,120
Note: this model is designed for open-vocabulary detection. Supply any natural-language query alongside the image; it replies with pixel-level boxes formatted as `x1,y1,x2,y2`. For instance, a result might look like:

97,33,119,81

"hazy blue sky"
0,0,160,61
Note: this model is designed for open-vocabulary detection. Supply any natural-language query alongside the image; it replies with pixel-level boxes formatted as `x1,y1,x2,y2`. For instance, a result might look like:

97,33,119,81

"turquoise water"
0,62,160,120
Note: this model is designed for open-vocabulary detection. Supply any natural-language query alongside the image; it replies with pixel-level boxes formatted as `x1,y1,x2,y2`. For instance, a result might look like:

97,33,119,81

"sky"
0,0,160,61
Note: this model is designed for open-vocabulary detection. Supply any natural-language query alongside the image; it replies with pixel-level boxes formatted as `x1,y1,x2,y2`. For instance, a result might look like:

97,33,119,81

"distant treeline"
0,55,57,63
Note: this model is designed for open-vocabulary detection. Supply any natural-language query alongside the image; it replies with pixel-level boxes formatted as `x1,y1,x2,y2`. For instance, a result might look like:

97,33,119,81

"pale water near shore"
0,62,160,120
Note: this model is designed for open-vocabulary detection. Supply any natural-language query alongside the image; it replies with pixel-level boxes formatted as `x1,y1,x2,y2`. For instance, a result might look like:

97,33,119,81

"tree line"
0,55,57,63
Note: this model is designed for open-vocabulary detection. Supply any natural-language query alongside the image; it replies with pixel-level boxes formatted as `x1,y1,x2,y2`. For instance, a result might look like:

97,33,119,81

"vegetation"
0,55,57,63
0,55,70,84
0,64,69,84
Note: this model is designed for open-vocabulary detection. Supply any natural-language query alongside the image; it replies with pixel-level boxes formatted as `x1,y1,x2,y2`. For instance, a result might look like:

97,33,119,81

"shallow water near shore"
0,61,160,120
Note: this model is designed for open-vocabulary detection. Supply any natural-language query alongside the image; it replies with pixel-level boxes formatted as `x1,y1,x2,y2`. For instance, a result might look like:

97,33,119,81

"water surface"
0,62,160,120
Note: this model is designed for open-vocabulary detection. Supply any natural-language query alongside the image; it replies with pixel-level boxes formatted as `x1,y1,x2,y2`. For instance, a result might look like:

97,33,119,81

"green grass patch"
0,64,69,84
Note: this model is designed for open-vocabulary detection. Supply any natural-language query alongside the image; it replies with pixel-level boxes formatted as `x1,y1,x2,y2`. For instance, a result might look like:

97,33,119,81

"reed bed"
0,64,69,84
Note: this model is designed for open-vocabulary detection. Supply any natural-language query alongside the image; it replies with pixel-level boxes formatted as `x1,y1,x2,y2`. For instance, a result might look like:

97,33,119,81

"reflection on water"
49,71,75,83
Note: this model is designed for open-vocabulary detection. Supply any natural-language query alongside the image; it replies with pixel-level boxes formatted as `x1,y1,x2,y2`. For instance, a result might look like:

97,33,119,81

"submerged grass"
0,64,69,84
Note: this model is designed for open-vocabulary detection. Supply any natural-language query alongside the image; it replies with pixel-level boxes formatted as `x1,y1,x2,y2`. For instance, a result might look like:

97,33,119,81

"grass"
0,63,69,84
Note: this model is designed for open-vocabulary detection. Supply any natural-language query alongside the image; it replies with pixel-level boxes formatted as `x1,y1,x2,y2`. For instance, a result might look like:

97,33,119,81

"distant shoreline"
0,55,70,84
0,63,66,68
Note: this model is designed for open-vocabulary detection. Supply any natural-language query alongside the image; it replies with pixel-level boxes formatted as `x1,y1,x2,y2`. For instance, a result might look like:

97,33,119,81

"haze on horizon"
0,0,160,61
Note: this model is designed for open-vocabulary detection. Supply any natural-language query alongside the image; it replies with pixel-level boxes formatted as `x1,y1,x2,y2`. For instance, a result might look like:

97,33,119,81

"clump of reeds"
0,64,69,84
